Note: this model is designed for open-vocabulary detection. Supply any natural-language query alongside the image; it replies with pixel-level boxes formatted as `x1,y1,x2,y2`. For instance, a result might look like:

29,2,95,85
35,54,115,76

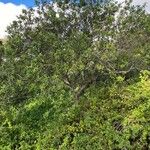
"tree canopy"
0,0,150,149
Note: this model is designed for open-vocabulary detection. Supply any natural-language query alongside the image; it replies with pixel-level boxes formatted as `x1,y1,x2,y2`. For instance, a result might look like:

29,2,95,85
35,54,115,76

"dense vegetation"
0,0,150,149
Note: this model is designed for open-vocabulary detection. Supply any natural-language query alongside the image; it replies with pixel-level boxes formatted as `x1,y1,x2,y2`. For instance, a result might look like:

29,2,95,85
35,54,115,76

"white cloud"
133,0,150,13
117,0,150,13
0,2,27,39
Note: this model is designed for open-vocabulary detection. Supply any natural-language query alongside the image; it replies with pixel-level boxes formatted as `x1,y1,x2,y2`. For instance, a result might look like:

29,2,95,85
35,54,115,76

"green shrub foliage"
0,0,150,149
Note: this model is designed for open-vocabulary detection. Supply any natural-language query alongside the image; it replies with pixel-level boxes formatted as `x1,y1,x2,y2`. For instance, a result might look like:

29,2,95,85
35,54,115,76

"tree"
0,0,150,149
3,0,150,103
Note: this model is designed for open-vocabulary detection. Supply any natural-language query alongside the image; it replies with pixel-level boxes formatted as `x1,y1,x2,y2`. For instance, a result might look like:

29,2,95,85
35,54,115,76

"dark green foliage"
0,0,150,149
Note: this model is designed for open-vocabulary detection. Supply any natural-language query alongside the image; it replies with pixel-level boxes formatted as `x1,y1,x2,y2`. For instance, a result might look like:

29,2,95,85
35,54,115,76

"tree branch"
75,75,98,100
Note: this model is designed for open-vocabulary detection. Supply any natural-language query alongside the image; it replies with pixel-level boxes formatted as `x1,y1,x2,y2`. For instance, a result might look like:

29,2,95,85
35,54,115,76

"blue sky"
0,0,34,7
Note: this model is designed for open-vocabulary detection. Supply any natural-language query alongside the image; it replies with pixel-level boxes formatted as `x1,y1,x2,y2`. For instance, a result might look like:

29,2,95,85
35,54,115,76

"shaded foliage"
0,0,150,149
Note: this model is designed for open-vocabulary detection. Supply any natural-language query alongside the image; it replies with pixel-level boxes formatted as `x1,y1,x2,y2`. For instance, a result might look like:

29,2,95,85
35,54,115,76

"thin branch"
115,65,135,75
75,75,98,100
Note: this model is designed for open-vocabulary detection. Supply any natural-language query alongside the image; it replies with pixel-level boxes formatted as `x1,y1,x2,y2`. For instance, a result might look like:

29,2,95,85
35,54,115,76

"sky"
0,0,150,39
0,0,34,7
